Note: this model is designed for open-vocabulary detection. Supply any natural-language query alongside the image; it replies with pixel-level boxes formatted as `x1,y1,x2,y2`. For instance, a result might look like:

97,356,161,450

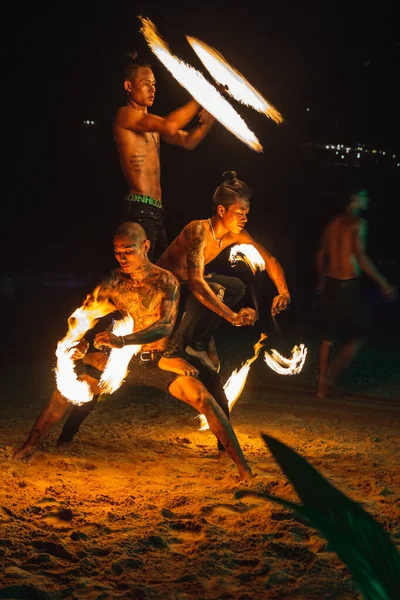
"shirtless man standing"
157,170,291,371
113,52,215,261
315,187,397,399
13,222,251,480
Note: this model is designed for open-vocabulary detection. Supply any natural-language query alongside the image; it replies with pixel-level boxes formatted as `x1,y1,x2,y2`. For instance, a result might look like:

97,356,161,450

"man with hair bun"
113,51,215,261
157,170,291,373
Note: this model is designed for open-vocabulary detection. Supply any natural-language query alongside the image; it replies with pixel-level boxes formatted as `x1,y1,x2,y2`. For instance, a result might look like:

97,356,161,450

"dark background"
3,0,399,304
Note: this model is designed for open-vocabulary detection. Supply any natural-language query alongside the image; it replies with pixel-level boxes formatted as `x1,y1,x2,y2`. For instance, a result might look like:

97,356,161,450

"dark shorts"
317,277,371,343
76,352,227,414
76,355,177,395
118,199,167,263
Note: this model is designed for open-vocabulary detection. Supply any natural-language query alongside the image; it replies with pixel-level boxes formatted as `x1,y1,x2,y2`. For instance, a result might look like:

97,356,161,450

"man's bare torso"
113,106,161,200
157,219,246,281
100,265,177,350
323,213,361,279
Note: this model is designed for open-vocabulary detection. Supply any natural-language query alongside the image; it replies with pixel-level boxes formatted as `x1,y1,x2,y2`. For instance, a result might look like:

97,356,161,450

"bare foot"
317,378,344,399
317,379,328,399
158,356,199,377
185,346,218,372
13,444,37,461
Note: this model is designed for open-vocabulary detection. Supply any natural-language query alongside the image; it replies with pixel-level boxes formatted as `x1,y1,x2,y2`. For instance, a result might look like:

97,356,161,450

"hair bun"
222,170,237,181
125,51,138,62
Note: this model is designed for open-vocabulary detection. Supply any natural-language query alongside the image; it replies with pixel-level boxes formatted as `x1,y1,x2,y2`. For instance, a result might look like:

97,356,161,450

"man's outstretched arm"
185,222,256,326
237,230,290,314
161,109,215,150
354,220,397,299
116,99,201,137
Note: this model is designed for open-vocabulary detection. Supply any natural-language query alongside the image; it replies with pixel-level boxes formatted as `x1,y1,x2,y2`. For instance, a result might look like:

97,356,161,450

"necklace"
208,218,224,247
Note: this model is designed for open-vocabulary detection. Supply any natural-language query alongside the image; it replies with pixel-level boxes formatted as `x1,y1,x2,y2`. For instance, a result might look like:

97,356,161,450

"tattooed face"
127,67,156,107
219,199,250,234
113,234,150,274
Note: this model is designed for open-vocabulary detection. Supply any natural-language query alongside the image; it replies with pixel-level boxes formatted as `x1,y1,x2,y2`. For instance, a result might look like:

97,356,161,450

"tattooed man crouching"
13,222,252,480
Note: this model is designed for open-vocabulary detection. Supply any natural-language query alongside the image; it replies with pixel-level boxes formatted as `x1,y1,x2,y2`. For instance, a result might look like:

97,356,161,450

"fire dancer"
157,170,291,371
13,223,252,480
315,185,397,399
114,51,215,261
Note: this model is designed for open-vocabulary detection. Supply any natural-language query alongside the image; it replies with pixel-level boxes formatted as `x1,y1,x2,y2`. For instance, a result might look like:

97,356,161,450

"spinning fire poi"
185,35,283,124
139,16,283,152
98,315,141,395
55,286,116,404
198,244,307,431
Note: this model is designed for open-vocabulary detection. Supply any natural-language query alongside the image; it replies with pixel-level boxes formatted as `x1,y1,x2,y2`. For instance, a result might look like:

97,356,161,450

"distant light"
306,107,310,111
393,154,396,159
371,149,377,154
341,154,345,159
357,152,361,158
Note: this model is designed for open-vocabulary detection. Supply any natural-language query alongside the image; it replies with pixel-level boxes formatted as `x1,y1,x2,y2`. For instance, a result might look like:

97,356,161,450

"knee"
198,392,217,414
51,390,70,414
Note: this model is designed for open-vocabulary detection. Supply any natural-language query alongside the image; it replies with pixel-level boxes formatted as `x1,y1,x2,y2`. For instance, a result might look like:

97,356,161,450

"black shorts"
75,352,228,416
76,354,177,395
317,277,371,343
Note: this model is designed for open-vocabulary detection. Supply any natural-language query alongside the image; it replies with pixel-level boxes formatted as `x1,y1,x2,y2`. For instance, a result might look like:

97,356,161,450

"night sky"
6,0,400,277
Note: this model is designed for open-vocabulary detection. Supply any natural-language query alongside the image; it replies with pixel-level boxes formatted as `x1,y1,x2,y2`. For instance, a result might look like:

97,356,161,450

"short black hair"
123,51,152,83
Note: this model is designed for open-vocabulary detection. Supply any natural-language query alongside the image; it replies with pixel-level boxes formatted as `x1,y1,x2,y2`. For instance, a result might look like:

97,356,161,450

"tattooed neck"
129,262,152,283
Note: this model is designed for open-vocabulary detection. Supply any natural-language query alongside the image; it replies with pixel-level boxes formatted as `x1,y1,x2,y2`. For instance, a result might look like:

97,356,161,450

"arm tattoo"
184,222,206,272
159,276,179,327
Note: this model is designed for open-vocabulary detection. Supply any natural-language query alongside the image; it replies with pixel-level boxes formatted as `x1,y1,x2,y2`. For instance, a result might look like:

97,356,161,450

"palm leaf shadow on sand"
236,433,400,600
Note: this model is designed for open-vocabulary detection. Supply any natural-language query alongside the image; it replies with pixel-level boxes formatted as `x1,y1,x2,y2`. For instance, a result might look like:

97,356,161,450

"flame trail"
264,344,307,375
55,287,116,404
186,36,283,124
229,244,265,275
198,334,267,431
99,316,141,394
139,16,262,152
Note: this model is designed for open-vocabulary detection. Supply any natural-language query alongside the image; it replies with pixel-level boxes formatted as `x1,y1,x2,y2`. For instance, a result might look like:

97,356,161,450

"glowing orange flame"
99,316,141,394
229,244,265,275
55,287,115,404
139,16,263,153
198,334,267,431
186,36,283,124
264,344,307,375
